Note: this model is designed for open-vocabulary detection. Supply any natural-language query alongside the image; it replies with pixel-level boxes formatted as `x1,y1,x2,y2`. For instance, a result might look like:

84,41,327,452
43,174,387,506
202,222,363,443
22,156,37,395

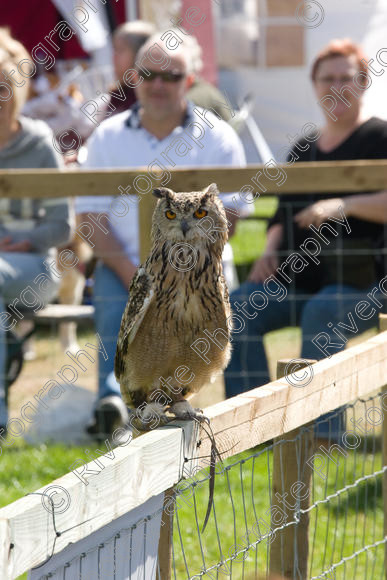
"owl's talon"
128,403,171,431
168,403,209,424
191,408,211,425
132,414,171,431
159,413,174,425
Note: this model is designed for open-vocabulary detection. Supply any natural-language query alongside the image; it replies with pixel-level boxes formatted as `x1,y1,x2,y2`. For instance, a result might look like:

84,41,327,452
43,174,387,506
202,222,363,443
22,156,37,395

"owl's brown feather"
114,183,231,411
114,268,153,379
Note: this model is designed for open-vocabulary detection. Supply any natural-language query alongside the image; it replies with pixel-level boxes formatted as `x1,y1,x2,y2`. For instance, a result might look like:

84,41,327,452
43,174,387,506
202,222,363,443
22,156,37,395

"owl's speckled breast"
150,243,227,334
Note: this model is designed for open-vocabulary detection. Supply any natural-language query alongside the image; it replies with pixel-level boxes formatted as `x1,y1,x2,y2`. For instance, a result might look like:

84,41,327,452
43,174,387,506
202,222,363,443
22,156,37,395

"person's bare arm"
294,192,387,228
79,213,137,289
248,223,283,283
344,191,387,223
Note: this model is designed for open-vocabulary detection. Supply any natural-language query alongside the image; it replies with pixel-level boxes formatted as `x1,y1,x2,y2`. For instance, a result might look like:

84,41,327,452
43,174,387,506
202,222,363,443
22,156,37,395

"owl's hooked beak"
180,219,189,236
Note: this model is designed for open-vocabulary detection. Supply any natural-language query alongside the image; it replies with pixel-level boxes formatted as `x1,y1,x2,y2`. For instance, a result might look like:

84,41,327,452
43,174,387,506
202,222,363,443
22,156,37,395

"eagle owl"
114,183,232,428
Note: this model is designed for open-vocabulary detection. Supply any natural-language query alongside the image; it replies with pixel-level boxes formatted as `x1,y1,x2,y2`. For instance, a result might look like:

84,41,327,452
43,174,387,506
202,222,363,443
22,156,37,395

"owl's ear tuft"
153,187,174,200
201,182,219,204
203,183,219,196
153,188,165,198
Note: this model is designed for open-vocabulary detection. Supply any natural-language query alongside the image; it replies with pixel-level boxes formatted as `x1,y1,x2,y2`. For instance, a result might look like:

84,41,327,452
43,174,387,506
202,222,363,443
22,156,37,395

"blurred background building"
2,0,387,159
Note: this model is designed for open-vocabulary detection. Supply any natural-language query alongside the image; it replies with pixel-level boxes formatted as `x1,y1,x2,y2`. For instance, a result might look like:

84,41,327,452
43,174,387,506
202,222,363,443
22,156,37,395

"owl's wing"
219,273,231,333
220,273,230,304
114,267,154,380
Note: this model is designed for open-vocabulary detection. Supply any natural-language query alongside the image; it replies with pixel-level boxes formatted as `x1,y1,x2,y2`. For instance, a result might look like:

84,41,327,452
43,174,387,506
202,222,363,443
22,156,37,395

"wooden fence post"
269,358,316,579
157,488,175,580
379,314,387,580
157,420,199,579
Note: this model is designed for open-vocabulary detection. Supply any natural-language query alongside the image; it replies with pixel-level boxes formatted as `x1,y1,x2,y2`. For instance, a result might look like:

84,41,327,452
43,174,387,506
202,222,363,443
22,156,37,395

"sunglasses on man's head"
142,70,186,83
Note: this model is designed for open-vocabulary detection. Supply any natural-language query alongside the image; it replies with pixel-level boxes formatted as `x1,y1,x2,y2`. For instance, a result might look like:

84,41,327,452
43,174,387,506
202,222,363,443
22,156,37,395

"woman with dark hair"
0,30,72,436
225,38,387,441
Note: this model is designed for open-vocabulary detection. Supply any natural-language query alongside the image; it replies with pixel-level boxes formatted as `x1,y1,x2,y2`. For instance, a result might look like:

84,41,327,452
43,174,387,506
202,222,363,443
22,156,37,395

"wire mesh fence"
1,178,386,578
17,387,387,579
30,394,384,579
170,391,385,579
1,327,385,579
28,494,165,580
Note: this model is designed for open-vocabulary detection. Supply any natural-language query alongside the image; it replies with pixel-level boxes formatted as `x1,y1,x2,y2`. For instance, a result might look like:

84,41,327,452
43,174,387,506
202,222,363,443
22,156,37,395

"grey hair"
180,34,203,75
113,20,156,55
136,30,201,75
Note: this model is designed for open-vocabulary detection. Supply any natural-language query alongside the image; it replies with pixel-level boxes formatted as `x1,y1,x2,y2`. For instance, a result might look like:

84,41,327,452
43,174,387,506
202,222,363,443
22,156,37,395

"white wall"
219,0,387,162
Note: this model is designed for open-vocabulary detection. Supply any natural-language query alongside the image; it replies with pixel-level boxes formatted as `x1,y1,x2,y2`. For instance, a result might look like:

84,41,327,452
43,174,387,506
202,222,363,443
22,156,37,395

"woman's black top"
268,117,387,291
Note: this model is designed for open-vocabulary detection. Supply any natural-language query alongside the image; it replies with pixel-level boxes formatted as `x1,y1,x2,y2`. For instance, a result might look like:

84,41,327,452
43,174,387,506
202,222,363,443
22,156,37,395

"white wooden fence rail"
28,494,164,580
0,328,386,579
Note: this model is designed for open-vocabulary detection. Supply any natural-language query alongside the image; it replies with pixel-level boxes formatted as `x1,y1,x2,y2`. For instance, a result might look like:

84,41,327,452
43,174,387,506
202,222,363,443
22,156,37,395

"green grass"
172,444,384,579
230,196,277,269
0,439,98,508
2,200,382,578
250,196,278,219
0,440,99,580
2,439,383,579
231,219,267,265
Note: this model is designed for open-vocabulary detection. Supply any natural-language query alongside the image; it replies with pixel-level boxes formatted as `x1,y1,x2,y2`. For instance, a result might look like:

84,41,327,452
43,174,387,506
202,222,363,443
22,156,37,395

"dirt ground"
8,323,379,438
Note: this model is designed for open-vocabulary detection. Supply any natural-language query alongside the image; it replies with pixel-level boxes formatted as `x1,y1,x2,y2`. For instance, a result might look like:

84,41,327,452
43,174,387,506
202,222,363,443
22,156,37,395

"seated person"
0,32,72,435
105,20,156,117
109,23,231,122
76,35,250,438
224,39,387,441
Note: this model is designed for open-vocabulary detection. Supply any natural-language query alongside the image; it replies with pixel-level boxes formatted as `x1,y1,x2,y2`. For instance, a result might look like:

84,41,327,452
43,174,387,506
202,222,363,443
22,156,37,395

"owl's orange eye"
194,209,208,219
165,210,176,220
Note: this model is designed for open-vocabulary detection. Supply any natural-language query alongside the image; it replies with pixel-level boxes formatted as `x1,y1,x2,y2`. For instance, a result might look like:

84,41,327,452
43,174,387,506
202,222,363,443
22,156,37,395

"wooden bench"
5,305,95,390
28,304,95,325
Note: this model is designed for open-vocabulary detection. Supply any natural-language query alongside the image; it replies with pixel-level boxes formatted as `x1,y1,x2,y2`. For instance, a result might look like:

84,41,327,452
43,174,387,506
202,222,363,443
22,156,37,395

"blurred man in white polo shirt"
76,32,249,438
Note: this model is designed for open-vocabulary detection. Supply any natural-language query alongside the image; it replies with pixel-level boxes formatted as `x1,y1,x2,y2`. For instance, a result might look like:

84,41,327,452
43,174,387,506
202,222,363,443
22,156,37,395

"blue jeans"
224,281,385,439
93,263,128,399
0,252,58,426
